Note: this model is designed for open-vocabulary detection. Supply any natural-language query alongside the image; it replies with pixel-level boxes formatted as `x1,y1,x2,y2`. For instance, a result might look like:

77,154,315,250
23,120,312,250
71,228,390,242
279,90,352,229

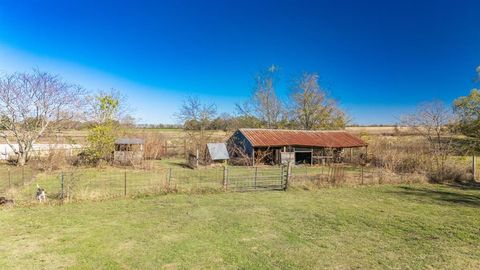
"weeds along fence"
289,165,426,187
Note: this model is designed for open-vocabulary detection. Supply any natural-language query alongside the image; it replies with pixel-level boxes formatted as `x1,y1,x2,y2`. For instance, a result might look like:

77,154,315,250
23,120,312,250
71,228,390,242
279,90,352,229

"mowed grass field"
1,184,480,269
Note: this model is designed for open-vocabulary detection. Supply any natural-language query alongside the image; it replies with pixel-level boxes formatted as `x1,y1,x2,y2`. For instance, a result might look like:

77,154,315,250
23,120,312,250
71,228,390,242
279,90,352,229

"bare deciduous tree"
177,96,217,163
177,96,217,132
402,101,455,180
0,69,86,165
238,65,283,128
290,73,347,130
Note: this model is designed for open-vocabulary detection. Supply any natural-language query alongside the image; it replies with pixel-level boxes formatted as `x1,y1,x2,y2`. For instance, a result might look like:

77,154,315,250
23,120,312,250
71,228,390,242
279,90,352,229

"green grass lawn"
1,184,480,269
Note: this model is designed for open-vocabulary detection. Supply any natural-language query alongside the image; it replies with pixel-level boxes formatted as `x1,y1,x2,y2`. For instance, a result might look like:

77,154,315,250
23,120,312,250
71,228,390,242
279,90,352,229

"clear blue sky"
0,0,479,125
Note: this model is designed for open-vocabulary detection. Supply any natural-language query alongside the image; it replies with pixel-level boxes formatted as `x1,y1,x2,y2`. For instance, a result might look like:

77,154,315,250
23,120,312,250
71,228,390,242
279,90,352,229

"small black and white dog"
36,184,47,202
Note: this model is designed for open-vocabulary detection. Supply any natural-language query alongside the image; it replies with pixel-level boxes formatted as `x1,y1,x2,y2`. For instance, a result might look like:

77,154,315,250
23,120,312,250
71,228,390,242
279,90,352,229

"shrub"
426,163,469,183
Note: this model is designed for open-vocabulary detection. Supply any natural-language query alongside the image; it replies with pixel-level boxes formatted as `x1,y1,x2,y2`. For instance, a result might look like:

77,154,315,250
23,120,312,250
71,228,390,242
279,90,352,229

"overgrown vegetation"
80,92,121,166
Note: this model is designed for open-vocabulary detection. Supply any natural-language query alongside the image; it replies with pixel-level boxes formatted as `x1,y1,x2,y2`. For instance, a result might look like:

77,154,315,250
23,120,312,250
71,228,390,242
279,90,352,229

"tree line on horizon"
177,65,348,132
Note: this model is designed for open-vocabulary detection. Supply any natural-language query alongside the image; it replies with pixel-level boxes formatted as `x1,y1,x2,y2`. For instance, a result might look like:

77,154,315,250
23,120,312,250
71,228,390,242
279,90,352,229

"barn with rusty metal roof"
227,128,367,165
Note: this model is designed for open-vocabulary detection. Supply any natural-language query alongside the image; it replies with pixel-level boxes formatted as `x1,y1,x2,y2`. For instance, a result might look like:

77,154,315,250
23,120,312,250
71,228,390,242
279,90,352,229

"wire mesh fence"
0,167,37,193
1,163,431,203
289,164,426,187
15,166,289,202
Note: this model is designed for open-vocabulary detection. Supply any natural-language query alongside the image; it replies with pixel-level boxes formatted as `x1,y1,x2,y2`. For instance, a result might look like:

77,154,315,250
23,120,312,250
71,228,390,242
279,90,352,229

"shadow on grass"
392,186,480,207
446,181,480,191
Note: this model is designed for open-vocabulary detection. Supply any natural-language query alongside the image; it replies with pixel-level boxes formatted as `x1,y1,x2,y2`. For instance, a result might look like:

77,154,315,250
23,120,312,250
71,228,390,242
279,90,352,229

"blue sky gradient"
0,0,479,124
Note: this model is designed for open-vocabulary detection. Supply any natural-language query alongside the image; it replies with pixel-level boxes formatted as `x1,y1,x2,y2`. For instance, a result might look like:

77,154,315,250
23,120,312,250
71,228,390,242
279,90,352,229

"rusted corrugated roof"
239,128,367,148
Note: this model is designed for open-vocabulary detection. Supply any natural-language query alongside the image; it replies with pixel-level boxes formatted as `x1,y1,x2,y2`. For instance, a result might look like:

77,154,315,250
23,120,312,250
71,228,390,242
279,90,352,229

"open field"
1,184,480,269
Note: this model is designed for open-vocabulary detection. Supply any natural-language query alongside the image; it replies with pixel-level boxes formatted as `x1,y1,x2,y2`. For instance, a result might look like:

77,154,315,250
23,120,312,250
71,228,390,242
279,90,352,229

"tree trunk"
16,143,28,166
17,152,27,166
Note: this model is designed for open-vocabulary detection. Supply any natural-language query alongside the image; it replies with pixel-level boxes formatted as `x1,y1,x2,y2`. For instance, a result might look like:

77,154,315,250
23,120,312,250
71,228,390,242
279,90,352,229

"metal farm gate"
224,166,288,192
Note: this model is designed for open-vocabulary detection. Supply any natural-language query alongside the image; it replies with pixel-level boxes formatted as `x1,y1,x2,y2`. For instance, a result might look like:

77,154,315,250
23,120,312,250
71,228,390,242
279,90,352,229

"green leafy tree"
453,66,480,138
84,93,120,164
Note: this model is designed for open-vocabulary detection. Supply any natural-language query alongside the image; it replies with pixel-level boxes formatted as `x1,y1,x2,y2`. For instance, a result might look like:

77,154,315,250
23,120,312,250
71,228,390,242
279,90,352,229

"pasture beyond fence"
0,164,428,203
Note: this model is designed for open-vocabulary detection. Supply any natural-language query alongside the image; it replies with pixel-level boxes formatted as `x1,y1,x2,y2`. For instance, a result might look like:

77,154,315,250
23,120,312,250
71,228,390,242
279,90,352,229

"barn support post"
310,148,313,166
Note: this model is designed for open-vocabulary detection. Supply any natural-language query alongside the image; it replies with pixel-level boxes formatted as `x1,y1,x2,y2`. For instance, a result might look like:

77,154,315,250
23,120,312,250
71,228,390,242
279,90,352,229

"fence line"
2,163,429,202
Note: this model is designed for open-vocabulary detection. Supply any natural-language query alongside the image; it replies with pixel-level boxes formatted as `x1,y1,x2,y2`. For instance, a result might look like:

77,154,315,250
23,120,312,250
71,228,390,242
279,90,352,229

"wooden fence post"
223,166,228,190
281,165,285,187
285,162,292,190
254,167,258,190
196,149,199,168
361,166,364,185
22,167,25,186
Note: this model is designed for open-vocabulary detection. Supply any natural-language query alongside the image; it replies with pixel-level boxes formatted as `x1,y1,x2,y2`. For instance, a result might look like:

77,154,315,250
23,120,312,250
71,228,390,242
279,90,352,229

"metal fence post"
124,171,127,196
168,168,172,187
61,171,64,200
281,165,285,187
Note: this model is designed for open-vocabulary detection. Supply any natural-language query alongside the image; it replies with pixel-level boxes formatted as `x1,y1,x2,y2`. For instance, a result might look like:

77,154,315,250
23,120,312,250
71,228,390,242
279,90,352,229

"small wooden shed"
114,138,145,164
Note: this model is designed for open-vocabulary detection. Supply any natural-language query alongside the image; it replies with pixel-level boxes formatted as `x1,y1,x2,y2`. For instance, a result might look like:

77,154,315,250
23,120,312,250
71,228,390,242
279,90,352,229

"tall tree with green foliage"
290,73,347,130
453,66,480,138
84,93,120,164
